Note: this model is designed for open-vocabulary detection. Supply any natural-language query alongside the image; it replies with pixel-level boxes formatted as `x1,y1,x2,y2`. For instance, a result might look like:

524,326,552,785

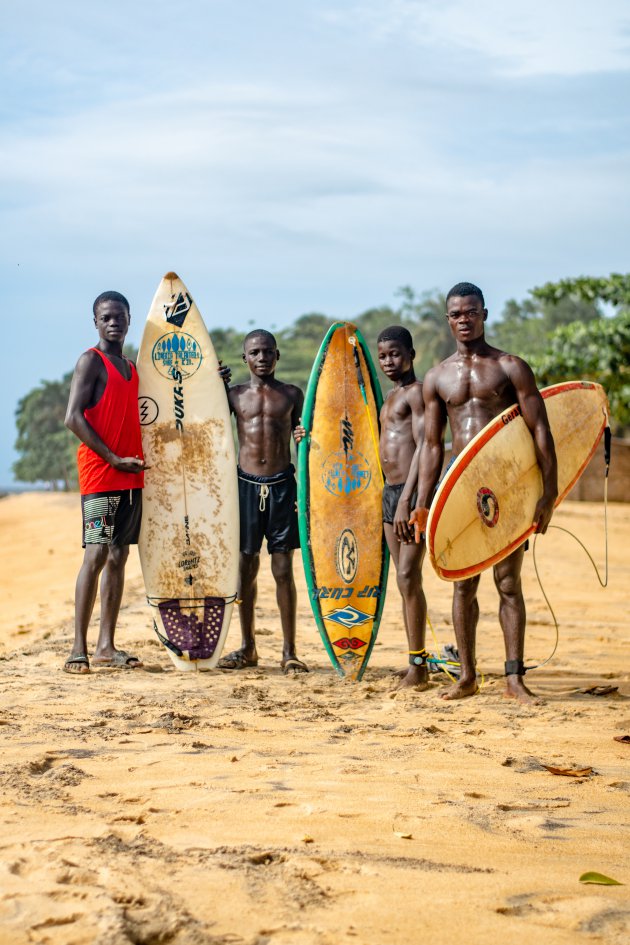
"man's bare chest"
438,363,512,409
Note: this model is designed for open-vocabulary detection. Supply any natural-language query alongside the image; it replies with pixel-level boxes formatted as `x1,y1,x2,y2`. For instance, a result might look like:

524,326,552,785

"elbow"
65,412,78,436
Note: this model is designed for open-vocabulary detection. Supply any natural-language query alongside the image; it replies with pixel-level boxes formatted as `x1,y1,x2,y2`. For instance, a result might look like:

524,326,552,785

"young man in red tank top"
63,291,146,674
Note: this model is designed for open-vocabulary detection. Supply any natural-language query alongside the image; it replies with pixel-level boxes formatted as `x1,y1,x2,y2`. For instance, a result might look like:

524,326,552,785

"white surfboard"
427,381,609,581
137,272,239,670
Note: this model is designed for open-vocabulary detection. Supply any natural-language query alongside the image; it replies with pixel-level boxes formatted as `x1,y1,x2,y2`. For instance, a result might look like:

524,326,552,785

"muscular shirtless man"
377,326,428,689
218,330,308,674
411,283,557,704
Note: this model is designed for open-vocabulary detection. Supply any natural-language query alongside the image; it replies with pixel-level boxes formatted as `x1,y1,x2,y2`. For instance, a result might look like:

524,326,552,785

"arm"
393,384,425,542
505,357,558,533
410,369,447,541
290,386,304,431
65,352,145,475
290,386,305,446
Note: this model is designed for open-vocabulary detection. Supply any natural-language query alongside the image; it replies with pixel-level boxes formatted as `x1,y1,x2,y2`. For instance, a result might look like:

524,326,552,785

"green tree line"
14,274,630,489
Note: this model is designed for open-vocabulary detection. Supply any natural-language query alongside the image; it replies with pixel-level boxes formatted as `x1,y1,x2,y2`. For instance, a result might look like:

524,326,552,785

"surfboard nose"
163,271,180,281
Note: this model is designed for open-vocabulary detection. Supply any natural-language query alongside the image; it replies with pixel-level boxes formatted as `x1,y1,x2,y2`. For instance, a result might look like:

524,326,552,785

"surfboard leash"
425,611,486,690
527,427,611,672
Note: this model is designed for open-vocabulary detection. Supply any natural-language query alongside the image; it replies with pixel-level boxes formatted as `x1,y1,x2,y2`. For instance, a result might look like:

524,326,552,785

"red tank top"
77,348,145,494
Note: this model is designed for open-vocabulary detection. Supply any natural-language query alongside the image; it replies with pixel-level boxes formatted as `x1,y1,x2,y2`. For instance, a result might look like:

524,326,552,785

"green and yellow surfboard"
297,323,389,680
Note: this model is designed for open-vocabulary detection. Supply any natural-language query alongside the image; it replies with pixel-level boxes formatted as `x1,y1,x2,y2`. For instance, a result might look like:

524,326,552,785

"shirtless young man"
63,291,145,675
377,327,428,690
411,283,557,704
218,330,308,674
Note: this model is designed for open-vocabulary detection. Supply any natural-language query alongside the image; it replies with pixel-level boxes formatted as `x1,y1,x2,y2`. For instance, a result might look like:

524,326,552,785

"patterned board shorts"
81,489,142,547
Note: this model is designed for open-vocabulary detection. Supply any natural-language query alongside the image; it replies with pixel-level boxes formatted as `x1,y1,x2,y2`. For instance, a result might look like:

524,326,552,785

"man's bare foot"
391,666,408,679
440,677,479,700
504,675,542,705
281,657,309,675
397,666,429,690
217,648,258,670
92,649,142,668
63,654,90,675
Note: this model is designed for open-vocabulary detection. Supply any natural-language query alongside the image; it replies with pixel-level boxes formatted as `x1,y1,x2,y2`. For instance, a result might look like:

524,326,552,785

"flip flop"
92,650,143,669
217,650,259,670
63,655,90,675
281,658,309,675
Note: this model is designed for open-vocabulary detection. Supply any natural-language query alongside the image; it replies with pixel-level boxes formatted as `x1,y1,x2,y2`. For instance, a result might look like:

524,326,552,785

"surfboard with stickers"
136,272,239,671
297,322,389,680
427,380,609,581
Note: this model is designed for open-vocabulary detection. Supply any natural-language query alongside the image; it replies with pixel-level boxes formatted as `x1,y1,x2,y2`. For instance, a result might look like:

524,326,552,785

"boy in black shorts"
377,326,428,689
218,330,308,674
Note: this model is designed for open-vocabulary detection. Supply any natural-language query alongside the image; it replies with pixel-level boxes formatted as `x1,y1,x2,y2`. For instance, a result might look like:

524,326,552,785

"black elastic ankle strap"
409,650,429,667
505,659,526,677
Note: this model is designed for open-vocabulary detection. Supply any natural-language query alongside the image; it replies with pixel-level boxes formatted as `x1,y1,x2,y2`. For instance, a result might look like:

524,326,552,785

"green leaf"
579,872,623,886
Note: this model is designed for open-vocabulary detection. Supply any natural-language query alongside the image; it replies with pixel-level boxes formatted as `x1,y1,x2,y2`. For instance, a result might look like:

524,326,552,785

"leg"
64,545,108,675
93,544,141,666
271,551,307,673
494,547,539,705
65,544,109,673
384,523,408,678
391,535,428,691
219,552,260,668
441,575,480,700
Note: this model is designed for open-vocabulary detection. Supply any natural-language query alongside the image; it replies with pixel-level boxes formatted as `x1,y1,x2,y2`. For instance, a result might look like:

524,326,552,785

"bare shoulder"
227,381,250,407
498,351,536,385
278,381,304,403
423,362,442,392
74,348,103,377
404,379,424,410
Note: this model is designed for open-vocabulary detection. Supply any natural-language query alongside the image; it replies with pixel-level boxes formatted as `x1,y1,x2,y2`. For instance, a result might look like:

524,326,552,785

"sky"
1,0,629,487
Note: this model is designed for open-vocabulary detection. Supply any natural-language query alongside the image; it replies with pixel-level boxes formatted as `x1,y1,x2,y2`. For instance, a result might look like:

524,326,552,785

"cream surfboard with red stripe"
427,381,609,581
137,272,239,671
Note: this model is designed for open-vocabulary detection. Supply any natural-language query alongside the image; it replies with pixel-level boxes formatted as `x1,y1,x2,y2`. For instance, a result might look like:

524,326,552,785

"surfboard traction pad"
298,322,389,681
154,597,226,661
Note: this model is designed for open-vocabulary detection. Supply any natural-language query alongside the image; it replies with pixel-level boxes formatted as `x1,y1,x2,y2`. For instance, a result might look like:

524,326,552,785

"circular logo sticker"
138,396,159,425
335,528,359,583
477,487,499,527
151,332,202,380
322,450,371,497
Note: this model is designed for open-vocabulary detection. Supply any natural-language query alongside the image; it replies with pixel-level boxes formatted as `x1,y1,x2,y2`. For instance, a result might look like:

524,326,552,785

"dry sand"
0,492,628,945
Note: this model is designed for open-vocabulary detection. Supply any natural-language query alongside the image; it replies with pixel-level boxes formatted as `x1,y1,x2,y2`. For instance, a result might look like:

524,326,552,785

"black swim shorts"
238,465,300,555
81,489,142,547
382,482,417,525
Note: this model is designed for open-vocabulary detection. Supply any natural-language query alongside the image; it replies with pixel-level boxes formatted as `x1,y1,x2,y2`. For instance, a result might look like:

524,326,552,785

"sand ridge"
0,493,628,945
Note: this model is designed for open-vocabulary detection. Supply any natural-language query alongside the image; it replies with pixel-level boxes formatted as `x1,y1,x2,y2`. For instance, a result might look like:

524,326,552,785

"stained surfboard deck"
137,272,239,671
427,381,609,581
297,322,389,681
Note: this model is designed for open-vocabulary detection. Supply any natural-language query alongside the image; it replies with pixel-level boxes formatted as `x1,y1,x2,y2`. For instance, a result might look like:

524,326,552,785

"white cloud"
322,0,630,76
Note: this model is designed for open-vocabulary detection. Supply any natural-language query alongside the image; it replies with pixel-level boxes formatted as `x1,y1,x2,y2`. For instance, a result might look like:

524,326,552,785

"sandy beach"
0,492,628,945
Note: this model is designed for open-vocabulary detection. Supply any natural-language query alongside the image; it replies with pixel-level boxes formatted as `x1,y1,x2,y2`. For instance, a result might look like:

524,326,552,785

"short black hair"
243,329,277,349
446,282,485,307
377,325,414,350
93,290,130,316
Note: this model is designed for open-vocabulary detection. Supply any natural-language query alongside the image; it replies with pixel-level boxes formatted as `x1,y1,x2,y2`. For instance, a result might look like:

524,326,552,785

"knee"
82,545,109,574
107,545,129,569
495,573,522,599
240,553,259,585
454,577,479,605
396,564,420,594
271,555,293,584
